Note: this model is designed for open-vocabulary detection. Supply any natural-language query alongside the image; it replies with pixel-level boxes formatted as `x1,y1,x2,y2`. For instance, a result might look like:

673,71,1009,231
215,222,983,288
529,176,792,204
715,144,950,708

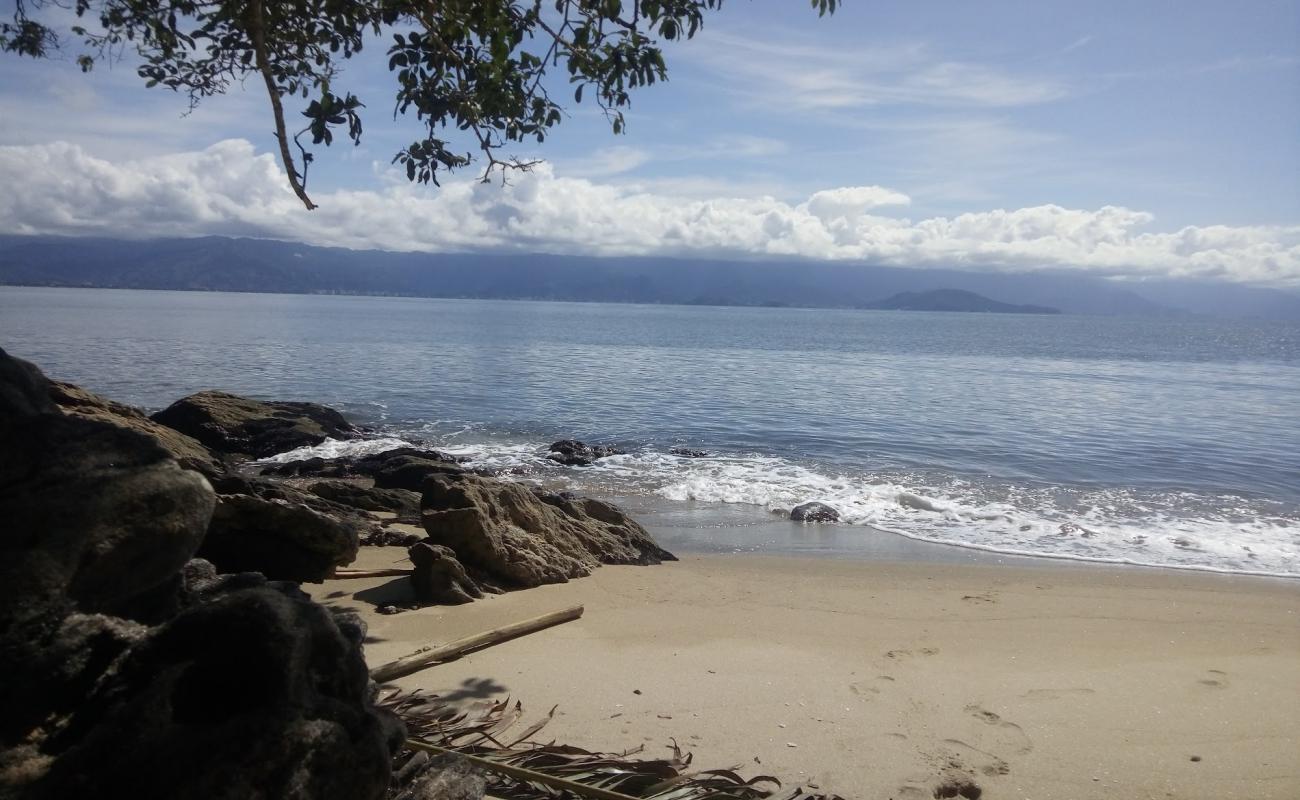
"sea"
3,285,1298,578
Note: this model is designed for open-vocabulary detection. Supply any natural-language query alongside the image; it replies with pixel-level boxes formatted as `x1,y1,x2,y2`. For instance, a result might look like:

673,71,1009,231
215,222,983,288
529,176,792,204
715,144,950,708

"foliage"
2,0,839,209
381,690,845,800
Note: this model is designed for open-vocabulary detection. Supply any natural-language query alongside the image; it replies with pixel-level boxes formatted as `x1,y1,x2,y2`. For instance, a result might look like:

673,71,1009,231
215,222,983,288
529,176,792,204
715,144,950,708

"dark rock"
260,447,467,481
409,543,482,605
546,439,622,466
22,572,402,800
421,473,674,588
668,447,711,458
790,502,840,523
49,381,226,479
202,494,361,583
151,390,357,459
370,455,466,492
0,349,399,800
395,752,485,800
361,528,426,548
307,480,421,517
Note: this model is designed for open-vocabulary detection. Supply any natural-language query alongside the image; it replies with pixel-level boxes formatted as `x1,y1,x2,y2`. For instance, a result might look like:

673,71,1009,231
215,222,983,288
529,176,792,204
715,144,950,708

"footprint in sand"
848,683,880,697
961,592,997,604
964,704,1033,754
941,739,1011,778
1197,669,1229,689
885,647,940,661
1021,687,1095,701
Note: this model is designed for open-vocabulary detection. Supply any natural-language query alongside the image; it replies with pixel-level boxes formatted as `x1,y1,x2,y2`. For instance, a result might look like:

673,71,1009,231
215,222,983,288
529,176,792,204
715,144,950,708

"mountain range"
1,234,1297,320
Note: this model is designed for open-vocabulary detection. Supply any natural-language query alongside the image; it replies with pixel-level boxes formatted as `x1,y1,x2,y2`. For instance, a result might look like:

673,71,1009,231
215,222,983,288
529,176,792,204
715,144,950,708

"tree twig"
248,0,316,210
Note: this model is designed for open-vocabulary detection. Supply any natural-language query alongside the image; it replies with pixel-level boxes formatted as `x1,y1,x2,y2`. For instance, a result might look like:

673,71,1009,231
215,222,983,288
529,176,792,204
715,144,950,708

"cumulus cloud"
1,139,1298,288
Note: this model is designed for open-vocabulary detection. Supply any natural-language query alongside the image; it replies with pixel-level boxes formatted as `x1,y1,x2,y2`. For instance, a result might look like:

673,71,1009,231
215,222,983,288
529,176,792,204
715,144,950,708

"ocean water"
3,285,1298,577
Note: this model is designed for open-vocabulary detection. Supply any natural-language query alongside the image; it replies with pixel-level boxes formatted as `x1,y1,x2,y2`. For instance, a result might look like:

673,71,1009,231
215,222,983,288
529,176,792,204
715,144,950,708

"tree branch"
249,0,316,210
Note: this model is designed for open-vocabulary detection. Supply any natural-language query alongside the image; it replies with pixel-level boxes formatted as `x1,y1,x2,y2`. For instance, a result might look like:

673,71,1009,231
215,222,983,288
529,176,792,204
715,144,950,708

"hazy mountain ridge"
864,289,1060,314
1,234,1298,319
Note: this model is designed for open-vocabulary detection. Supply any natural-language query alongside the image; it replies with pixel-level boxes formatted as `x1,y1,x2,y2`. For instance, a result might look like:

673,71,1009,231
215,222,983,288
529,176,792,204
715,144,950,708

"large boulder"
10,563,402,800
546,440,622,466
420,474,674,588
151,390,357,459
202,495,361,583
49,381,226,479
0,349,400,799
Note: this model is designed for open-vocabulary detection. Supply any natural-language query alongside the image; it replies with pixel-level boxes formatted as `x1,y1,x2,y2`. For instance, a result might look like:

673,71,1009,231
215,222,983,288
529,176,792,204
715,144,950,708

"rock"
20,568,402,800
202,494,361,583
0,349,400,800
361,528,426,548
547,439,622,466
0,354,216,628
307,480,422,517
790,502,840,523
668,447,711,458
370,454,465,491
49,381,226,478
421,473,674,588
260,447,467,480
409,543,482,605
151,390,357,459
395,752,485,800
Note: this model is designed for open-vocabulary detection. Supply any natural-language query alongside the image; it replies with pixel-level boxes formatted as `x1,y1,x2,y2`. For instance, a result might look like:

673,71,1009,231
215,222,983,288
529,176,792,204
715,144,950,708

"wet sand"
314,544,1300,800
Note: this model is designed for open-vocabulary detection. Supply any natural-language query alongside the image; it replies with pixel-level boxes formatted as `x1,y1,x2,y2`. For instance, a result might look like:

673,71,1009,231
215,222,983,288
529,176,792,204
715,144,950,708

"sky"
0,0,1297,288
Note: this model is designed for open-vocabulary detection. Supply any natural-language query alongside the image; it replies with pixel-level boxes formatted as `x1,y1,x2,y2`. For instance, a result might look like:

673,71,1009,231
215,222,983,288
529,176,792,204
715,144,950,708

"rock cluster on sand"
0,349,401,800
421,477,676,589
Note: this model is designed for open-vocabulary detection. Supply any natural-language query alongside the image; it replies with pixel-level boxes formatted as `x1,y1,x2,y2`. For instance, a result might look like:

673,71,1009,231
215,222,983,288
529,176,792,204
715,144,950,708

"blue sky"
1,0,1297,286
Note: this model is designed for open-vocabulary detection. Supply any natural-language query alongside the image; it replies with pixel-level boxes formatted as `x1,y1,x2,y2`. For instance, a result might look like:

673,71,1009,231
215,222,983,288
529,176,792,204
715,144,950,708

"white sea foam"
257,437,419,463
260,434,1300,577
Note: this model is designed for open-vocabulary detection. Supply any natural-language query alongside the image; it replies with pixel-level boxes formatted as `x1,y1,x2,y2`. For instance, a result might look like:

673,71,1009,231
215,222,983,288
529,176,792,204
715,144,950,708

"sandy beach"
312,543,1300,800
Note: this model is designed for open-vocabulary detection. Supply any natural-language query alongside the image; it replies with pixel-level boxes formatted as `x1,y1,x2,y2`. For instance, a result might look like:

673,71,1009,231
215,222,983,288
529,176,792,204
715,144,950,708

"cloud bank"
1,139,1297,288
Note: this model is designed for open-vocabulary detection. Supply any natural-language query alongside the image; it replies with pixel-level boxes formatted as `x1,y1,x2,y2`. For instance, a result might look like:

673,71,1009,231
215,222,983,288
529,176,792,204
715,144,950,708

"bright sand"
312,545,1300,800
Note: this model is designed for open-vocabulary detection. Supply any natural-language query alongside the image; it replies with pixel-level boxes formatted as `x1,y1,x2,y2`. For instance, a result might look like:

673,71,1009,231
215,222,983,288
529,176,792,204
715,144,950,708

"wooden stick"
404,740,641,800
370,605,584,683
333,568,413,579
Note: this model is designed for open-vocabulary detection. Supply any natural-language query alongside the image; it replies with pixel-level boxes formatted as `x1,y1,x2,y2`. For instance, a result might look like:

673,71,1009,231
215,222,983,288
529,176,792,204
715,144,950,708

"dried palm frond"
380,690,845,800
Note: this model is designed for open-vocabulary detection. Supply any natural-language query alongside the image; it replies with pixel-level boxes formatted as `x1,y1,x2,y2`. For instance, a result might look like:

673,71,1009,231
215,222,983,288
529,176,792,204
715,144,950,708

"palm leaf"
379,690,846,800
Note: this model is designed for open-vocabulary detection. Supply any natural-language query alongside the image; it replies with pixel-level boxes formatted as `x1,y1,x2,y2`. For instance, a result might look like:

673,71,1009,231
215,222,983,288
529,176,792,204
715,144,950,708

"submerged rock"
790,502,840,523
151,390,358,459
547,439,622,466
420,473,674,588
668,447,711,458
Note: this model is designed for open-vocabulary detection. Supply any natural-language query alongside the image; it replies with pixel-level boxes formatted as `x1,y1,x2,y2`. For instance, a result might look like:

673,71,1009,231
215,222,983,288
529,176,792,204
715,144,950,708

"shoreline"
314,547,1300,800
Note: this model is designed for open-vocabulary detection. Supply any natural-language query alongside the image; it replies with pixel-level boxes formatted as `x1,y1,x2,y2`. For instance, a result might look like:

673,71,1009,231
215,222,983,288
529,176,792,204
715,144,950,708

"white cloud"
1,140,1297,288
685,32,1069,112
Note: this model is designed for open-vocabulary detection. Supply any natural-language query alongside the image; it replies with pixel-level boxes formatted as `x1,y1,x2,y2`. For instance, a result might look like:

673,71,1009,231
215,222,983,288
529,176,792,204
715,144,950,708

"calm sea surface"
3,286,1298,576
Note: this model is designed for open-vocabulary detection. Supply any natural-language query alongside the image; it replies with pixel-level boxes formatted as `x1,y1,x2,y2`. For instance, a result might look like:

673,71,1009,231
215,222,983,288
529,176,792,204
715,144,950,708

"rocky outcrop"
151,390,358,459
547,440,622,466
261,448,467,492
409,543,482,605
49,380,226,478
421,473,674,589
0,349,399,799
202,494,361,583
307,480,421,517
791,502,840,523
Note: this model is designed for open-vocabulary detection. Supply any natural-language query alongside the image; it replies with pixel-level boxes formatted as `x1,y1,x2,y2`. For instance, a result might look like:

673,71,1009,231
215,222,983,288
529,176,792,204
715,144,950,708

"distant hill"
864,289,1060,314
1,234,1298,319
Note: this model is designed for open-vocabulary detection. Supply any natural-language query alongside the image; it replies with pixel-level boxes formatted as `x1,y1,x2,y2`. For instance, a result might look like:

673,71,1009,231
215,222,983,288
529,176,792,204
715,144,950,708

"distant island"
863,289,1060,314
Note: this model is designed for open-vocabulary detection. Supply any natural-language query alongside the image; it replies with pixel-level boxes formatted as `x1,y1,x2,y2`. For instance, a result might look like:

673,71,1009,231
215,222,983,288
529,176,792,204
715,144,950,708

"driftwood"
371,606,584,683
405,740,642,800
334,568,413,579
